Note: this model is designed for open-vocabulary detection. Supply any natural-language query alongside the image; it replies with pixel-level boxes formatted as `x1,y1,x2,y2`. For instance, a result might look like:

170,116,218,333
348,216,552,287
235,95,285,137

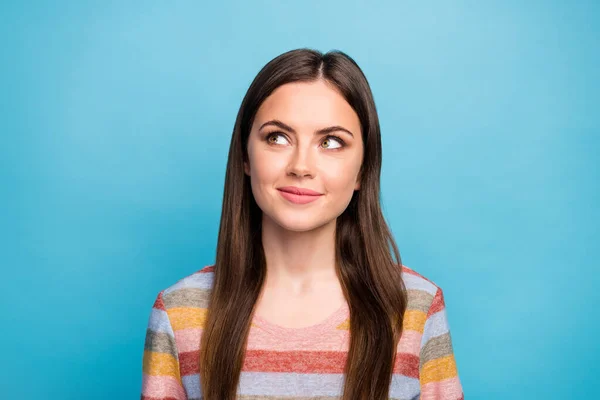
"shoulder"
155,264,444,312
157,264,215,310
401,264,441,295
401,264,445,316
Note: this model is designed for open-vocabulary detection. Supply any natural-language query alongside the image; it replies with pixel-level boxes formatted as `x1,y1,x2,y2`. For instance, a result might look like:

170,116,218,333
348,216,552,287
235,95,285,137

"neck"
260,213,339,296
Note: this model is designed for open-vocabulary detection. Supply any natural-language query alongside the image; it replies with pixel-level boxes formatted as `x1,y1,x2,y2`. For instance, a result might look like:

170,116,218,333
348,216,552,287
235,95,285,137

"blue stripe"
183,374,202,398
403,273,438,296
164,271,214,294
421,309,449,347
389,374,421,399
238,372,343,396
147,308,175,336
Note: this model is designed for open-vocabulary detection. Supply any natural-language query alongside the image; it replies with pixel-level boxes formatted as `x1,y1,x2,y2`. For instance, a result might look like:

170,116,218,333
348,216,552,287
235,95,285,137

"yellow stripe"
336,310,426,332
142,350,181,380
420,354,458,385
336,319,350,330
403,309,427,333
168,307,208,330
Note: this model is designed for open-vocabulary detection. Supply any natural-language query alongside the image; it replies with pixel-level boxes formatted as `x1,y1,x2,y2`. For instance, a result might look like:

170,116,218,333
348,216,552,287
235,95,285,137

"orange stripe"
142,351,181,380
335,310,426,333
168,307,208,330
336,318,350,330
403,309,427,333
178,310,426,333
420,354,458,385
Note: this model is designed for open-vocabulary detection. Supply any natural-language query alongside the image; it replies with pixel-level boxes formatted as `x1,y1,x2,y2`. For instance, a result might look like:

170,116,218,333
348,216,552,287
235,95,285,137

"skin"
243,79,364,328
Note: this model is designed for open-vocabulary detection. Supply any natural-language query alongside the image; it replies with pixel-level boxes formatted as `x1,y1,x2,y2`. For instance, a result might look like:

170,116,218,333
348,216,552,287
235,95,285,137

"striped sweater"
141,265,463,399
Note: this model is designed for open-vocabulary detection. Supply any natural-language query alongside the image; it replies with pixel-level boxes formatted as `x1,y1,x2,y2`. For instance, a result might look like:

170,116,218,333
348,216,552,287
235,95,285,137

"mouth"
277,186,322,196
277,187,323,205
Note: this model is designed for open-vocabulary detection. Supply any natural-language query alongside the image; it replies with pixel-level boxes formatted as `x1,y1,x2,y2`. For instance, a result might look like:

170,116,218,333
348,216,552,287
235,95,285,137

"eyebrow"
258,119,355,138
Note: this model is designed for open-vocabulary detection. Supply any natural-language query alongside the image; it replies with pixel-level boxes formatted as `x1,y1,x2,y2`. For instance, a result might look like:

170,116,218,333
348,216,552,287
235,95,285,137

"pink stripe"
246,327,349,351
171,314,424,356
246,326,422,355
397,329,422,356
420,376,463,400
141,374,186,399
174,328,203,353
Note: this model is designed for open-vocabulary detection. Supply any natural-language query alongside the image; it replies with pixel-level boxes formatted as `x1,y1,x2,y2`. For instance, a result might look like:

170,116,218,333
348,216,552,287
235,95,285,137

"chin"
278,218,322,233
265,212,330,233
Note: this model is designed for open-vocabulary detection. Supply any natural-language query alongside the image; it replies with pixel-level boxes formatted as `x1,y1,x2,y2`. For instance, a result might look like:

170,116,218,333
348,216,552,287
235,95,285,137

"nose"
287,142,314,178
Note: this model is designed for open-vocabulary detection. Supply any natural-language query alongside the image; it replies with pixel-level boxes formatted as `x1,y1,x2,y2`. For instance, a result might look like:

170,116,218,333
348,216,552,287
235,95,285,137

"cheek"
322,159,361,191
248,152,286,191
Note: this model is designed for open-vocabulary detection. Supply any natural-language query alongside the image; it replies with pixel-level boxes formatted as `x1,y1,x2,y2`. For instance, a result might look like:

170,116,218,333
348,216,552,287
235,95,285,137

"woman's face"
244,79,364,232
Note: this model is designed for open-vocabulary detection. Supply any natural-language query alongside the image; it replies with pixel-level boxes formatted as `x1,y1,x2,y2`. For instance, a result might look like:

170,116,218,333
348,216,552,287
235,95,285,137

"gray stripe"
419,332,453,369
163,287,211,309
406,289,434,313
144,329,178,358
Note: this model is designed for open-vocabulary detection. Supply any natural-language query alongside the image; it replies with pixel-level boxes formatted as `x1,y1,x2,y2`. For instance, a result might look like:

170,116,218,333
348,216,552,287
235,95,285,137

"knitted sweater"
141,265,464,399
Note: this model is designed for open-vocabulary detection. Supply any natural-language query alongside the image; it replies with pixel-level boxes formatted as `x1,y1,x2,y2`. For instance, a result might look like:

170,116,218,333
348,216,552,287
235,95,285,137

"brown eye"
266,132,288,145
322,136,344,149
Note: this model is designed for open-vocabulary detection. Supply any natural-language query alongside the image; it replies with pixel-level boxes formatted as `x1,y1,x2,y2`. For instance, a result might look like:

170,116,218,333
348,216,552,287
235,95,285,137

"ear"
244,161,250,176
354,170,361,190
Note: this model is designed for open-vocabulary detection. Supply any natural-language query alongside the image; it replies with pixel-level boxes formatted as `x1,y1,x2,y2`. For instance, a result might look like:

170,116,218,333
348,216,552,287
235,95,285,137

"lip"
277,186,323,196
277,186,323,205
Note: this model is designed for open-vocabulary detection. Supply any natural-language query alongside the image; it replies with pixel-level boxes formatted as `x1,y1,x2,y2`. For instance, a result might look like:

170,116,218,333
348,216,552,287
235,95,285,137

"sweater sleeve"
141,291,187,400
419,287,464,400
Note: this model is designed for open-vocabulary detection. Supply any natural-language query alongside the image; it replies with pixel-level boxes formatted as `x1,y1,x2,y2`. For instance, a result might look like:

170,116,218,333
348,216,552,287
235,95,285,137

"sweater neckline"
251,302,350,338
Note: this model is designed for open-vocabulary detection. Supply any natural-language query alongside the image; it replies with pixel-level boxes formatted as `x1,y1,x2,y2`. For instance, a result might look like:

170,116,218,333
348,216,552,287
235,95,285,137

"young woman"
141,48,464,400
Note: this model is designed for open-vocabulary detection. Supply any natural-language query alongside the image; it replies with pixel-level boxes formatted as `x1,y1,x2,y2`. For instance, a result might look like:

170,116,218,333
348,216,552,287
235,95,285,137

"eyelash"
264,131,346,149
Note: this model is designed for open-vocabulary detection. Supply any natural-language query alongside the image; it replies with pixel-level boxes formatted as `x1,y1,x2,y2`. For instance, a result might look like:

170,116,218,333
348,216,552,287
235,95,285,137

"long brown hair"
199,48,408,400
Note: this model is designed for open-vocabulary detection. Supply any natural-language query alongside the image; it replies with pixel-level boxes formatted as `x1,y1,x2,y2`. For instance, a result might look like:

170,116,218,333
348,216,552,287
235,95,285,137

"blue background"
1,1,598,398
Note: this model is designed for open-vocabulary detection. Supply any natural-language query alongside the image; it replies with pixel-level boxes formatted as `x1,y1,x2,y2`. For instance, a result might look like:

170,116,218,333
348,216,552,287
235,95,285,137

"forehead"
253,80,361,133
